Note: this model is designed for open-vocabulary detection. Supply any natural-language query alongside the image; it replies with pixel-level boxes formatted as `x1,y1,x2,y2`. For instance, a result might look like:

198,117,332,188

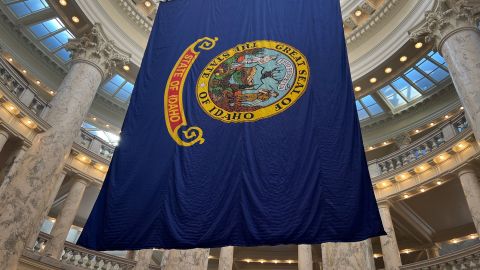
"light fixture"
259,259,265,264
22,69,27,74
106,124,110,128
273,260,279,264
49,90,55,95
420,188,426,193
415,42,423,49
92,117,97,121
444,115,450,119
71,16,80,23
403,194,410,199
452,141,469,152
451,239,459,244
22,117,37,129
414,163,430,173
123,65,130,71
395,172,411,182
415,129,420,133
400,56,408,62
354,10,362,17
370,77,377,84
354,86,361,92
436,180,442,185
469,234,477,239
385,67,392,74
369,146,374,150
460,106,464,110
430,122,435,127
144,0,152,7
7,57,13,62
3,102,20,115
59,0,67,6
433,153,450,164
383,141,388,146
244,259,252,263
287,260,293,264
35,80,41,85
208,255,213,259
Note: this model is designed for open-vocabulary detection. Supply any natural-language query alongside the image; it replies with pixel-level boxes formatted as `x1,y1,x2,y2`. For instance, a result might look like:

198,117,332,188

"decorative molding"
410,0,480,51
66,24,131,79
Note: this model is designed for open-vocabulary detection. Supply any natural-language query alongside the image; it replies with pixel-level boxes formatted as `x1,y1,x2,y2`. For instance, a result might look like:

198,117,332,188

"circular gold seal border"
196,40,310,123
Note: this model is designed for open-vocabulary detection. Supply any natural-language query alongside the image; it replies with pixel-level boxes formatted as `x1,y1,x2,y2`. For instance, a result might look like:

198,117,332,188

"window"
416,58,449,82
428,51,447,67
356,95,384,121
391,77,422,101
82,122,120,146
380,85,407,108
28,18,74,62
101,74,135,102
3,0,49,18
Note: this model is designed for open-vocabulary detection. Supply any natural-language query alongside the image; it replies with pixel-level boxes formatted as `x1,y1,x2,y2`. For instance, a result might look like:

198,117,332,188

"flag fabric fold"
78,0,385,250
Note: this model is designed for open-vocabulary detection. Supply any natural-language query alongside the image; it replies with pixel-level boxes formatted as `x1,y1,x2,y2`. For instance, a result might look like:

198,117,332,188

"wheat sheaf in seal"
197,40,310,123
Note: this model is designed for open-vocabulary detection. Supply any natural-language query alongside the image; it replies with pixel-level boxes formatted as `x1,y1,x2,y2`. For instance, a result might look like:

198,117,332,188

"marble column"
161,249,210,270
298,244,313,270
321,240,375,270
378,203,402,270
25,171,67,250
44,177,88,259
0,129,9,153
134,249,154,270
0,24,129,269
218,246,234,270
3,144,27,183
126,250,137,260
410,0,480,142
458,166,480,234
426,246,440,259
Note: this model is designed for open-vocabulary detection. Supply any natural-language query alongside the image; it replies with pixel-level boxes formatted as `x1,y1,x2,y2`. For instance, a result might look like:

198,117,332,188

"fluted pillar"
218,246,234,270
134,249,154,270
321,240,375,270
161,249,210,270
298,244,313,270
25,171,67,250
411,0,480,142
44,177,88,259
458,166,480,234
0,129,9,153
426,246,440,259
378,203,402,270
0,24,130,269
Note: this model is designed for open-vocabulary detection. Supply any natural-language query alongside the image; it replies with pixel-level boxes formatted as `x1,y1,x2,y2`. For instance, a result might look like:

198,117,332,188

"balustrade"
401,244,480,270
0,59,50,118
369,114,469,178
31,232,137,270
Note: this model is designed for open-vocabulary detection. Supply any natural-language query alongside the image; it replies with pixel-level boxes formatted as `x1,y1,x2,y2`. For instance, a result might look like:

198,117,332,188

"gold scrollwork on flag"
164,37,218,146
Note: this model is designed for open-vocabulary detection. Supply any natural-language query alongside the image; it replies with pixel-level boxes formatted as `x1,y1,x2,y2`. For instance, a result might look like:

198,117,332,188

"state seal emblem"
197,40,310,123
164,38,310,147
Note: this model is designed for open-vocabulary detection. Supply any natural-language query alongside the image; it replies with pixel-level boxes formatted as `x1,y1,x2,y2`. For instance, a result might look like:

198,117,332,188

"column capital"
458,164,477,178
410,0,480,51
377,201,392,209
65,23,131,80
72,176,90,187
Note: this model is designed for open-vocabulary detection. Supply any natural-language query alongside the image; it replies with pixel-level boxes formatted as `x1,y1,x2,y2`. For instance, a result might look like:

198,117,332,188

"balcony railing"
31,232,137,269
368,113,469,179
75,128,115,161
400,243,480,270
0,58,50,118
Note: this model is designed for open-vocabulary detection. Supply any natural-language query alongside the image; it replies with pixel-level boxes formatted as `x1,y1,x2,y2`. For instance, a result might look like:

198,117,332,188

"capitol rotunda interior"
0,0,479,269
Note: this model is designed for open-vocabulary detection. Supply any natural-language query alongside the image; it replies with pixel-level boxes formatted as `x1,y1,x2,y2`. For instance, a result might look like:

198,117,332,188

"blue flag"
78,0,385,250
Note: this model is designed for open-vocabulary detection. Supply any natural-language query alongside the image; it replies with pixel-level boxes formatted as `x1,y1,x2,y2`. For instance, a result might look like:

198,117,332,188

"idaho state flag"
78,0,386,250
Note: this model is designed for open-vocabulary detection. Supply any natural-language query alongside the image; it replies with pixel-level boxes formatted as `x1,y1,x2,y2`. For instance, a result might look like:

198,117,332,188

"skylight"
82,122,120,146
378,51,449,109
356,95,384,121
101,74,135,102
28,18,74,62
3,0,49,18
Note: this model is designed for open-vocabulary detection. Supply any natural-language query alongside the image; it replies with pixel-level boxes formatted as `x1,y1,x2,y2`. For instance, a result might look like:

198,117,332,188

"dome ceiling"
76,0,433,80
